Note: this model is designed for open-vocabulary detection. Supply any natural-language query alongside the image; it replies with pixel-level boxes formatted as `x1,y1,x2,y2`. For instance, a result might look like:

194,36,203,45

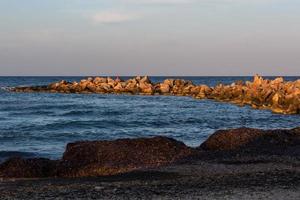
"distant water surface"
0,76,300,161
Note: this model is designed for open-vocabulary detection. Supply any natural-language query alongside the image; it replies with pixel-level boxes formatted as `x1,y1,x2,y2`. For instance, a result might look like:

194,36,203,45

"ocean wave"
1,104,93,112
60,110,94,116
40,119,152,131
0,86,11,92
42,120,105,130
100,110,128,116
7,110,54,116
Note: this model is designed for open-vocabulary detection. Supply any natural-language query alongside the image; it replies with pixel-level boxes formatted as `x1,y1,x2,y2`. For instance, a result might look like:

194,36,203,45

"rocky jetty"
1,127,300,179
207,75,300,114
10,75,300,114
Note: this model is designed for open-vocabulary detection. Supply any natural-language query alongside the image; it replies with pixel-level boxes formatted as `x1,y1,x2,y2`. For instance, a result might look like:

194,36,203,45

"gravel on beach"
1,155,300,200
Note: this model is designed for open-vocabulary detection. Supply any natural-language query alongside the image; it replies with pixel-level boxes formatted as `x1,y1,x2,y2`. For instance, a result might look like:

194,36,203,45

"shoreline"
1,127,300,199
9,75,300,114
1,127,299,178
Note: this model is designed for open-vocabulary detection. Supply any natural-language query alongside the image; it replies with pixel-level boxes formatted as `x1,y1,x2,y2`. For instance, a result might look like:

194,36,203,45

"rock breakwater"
10,75,300,114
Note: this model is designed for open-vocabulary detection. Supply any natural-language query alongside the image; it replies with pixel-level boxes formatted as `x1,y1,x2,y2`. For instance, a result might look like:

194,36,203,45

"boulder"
200,127,300,151
113,82,125,92
93,77,107,84
0,158,57,178
78,80,89,91
174,79,185,87
271,77,284,85
70,82,83,93
190,86,201,95
58,136,193,177
126,78,138,85
200,128,265,151
163,79,174,87
48,82,59,90
182,85,195,95
139,82,154,94
135,76,142,81
140,76,151,84
58,85,70,93
125,82,139,93
87,77,94,82
295,80,300,88
115,77,122,83
201,85,212,95
99,83,112,92
253,75,263,86
107,77,115,85
59,80,68,85
0,137,193,178
86,82,97,92
159,83,170,94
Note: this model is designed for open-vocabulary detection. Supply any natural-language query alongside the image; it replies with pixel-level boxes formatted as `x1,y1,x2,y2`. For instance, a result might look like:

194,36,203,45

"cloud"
91,11,139,24
122,0,275,5
124,0,195,4
127,0,194,4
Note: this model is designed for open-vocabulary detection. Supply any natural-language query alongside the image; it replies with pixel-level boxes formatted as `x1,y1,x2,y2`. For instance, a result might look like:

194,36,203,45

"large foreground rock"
0,136,193,178
0,158,57,178
200,127,300,152
58,136,193,177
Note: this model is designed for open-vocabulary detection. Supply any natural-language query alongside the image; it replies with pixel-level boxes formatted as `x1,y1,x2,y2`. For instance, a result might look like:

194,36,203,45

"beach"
1,127,300,199
1,155,299,199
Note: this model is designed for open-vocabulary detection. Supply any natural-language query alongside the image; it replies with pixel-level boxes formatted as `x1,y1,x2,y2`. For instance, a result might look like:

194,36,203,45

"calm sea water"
0,76,300,162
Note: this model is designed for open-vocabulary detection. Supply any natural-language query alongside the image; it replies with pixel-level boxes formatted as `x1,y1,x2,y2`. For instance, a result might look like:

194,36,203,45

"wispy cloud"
122,0,275,5
125,0,195,4
91,11,139,24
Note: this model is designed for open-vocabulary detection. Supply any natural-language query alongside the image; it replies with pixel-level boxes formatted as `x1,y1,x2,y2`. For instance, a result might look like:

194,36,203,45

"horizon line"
0,75,300,77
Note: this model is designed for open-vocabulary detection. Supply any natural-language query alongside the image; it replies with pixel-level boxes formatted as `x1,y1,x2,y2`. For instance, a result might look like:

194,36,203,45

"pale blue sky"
0,0,299,76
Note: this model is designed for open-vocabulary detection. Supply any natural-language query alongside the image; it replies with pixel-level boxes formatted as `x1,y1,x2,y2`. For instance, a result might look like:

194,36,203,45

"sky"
0,0,299,76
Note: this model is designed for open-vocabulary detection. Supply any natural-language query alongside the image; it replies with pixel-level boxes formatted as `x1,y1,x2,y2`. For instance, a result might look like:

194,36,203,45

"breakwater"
11,75,300,114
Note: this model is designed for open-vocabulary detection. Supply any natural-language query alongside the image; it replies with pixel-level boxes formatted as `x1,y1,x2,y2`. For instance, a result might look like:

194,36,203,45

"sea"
0,76,300,162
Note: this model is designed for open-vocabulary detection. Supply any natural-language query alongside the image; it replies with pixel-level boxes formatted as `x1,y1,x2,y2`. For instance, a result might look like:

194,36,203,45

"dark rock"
0,158,57,178
200,127,300,152
0,136,193,178
200,128,264,151
59,136,193,177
